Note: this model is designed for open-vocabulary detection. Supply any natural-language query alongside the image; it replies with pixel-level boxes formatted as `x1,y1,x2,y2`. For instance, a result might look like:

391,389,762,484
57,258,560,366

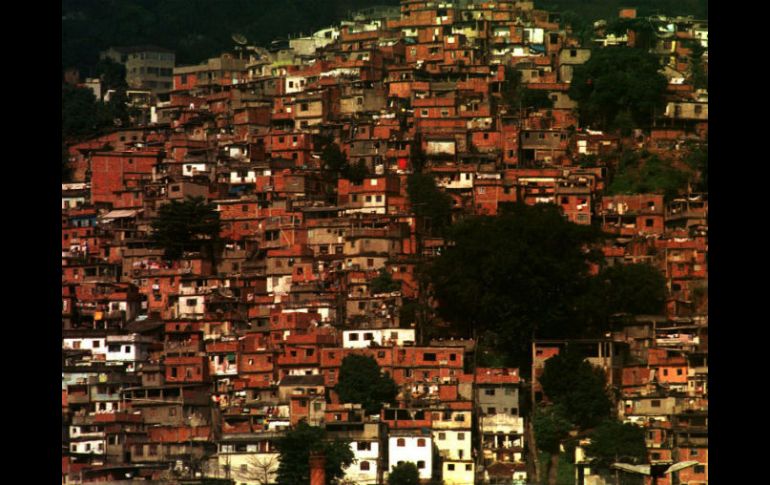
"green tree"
275,421,354,485
321,142,347,173
569,47,667,129
521,88,554,111
95,57,128,91
344,159,370,184
533,405,573,485
593,263,667,316
500,66,523,111
335,354,399,415
62,84,105,142
585,419,648,470
538,347,613,429
426,203,603,367
608,151,689,201
407,173,452,236
151,196,222,260
684,144,707,192
370,268,401,294
387,462,420,485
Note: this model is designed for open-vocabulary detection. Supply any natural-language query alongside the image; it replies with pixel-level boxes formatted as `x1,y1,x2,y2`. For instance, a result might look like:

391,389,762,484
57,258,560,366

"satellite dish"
232,33,248,45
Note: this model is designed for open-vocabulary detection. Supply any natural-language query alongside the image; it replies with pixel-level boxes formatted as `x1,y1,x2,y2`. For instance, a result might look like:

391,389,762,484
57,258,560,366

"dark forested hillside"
62,0,400,74
539,0,707,23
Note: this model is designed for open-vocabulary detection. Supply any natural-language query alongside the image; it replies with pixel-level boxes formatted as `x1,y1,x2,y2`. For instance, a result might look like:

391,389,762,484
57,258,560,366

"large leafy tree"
569,47,667,129
500,68,552,112
585,419,648,469
426,203,603,367
335,354,399,415
151,196,222,260
538,347,613,429
62,84,105,142
533,405,573,485
275,421,354,485
607,151,689,201
590,263,667,316
406,173,452,236
387,462,420,485
370,268,402,295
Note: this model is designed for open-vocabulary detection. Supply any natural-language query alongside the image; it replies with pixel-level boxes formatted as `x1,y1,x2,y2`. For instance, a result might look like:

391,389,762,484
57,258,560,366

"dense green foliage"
607,151,689,200
501,68,554,112
151,197,222,260
533,406,573,454
370,268,402,294
539,347,613,429
569,47,667,130
540,0,707,24
335,354,399,415
591,263,667,316
275,421,354,485
585,419,648,469
684,144,708,193
387,462,420,485
321,142,348,174
63,0,400,72
321,142,370,184
62,84,129,143
427,203,603,367
406,173,453,235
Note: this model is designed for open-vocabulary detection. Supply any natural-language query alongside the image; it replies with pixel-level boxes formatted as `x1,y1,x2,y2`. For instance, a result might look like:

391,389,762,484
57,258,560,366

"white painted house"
388,433,433,480
342,328,415,348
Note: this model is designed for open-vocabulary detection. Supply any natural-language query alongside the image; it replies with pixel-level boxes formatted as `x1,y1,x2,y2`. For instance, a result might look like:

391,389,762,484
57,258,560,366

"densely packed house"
62,1,707,484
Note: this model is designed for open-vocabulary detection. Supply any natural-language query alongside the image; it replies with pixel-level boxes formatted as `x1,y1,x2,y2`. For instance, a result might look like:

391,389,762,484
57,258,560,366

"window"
92,340,100,348
423,353,436,361
170,367,178,378
438,432,446,440
360,461,370,471
417,439,426,447
447,464,455,471
646,219,654,227
651,400,661,407
457,432,465,440
124,345,131,353
301,103,309,111
465,464,472,471
487,407,496,414
363,333,374,341
694,465,705,474
357,442,371,451
485,389,495,396
417,461,425,469
397,438,405,447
